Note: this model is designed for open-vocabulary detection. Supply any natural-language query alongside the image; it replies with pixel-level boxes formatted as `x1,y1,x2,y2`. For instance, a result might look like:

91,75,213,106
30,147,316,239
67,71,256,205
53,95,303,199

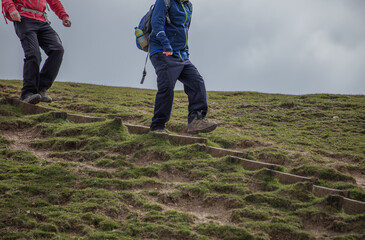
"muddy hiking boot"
188,112,217,134
21,93,41,105
39,91,52,103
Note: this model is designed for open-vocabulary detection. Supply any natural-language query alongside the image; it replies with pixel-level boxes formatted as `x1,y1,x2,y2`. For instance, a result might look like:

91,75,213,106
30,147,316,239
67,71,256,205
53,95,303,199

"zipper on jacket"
36,0,39,11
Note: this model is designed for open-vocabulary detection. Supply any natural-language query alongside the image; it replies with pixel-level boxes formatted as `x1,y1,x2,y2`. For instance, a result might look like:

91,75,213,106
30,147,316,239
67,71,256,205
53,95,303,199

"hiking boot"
39,91,52,103
21,93,41,105
188,114,217,134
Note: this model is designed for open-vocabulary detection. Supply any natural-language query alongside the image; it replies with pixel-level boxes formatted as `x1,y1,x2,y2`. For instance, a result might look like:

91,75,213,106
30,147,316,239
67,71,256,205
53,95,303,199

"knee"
58,45,64,55
52,46,64,57
45,48,64,61
157,84,175,96
25,50,42,64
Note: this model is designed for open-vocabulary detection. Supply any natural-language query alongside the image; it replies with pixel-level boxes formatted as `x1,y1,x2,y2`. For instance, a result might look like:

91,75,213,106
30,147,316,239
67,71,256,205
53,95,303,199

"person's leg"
14,18,42,100
150,53,184,131
178,59,217,134
178,59,208,123
38,22,64,98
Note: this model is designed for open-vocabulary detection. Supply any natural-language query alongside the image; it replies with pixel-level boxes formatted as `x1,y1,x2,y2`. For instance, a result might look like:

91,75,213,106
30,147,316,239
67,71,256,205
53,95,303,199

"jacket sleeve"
2,0,17,13
47,0,69,20
151,0,172,52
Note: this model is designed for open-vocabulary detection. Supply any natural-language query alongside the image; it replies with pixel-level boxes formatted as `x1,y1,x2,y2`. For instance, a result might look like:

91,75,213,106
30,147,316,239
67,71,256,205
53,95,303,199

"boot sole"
188,124,217,134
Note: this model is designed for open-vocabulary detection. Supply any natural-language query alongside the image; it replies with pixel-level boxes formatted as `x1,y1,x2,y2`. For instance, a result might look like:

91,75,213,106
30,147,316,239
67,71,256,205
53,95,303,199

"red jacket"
2,0,69,23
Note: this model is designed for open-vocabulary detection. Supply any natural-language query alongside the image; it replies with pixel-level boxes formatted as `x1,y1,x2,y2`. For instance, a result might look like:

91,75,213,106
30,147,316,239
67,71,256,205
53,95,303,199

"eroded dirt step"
5,97,106,123
229,156,282,171
124,123,207,145
146,193,232,226
124,123,150,135
354,174,365,189
153,131,207,145
67,113,105,123
1,129,115,174
230,156,356,202
266,169,314,184
313,185,350,198
124,192,231,236
327,195,365,215
195,144,245,158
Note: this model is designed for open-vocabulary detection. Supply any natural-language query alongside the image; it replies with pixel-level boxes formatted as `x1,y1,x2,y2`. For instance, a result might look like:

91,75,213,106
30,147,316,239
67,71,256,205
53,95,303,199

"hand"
63,18,71,27
163,52,173,56
10,10,21,22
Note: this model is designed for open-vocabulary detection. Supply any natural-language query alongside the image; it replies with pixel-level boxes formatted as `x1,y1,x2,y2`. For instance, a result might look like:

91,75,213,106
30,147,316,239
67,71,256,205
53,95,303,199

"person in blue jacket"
149,0,217,134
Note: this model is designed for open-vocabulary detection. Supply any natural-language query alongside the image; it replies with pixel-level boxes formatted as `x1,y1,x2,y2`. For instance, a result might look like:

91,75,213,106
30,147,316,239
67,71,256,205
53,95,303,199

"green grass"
0,80,365,239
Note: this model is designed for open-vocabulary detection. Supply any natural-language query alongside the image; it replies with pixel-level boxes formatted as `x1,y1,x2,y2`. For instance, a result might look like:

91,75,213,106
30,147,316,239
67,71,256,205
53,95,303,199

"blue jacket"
150,0,192,59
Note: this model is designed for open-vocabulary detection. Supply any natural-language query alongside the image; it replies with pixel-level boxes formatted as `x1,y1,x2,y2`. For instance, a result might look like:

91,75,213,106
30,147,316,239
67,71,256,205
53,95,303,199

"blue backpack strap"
139,0,173,84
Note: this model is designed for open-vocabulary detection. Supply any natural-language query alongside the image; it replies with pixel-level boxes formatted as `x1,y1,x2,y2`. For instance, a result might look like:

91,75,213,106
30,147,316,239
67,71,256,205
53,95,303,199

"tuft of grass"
231,206,270,222
244,192,296,210
253,169,281,191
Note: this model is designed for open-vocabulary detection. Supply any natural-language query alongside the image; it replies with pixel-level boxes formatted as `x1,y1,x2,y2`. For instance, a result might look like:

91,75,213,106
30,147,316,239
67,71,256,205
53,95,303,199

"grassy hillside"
0,80,364,239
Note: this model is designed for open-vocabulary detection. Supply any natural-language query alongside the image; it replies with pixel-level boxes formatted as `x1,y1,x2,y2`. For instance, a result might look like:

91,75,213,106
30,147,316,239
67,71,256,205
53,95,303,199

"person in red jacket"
2,0,71,104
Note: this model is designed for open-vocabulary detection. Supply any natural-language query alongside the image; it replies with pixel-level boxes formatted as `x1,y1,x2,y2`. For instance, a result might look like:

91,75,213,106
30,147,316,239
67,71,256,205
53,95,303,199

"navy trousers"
150,53,208,131
14,17,64,99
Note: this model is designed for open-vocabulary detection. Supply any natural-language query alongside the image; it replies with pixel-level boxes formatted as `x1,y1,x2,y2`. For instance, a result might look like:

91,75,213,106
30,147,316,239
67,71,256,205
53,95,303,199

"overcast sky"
0,0,364,95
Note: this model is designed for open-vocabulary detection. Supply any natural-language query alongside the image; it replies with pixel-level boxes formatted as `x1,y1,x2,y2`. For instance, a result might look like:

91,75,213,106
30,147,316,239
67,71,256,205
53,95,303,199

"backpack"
137,0,193,84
